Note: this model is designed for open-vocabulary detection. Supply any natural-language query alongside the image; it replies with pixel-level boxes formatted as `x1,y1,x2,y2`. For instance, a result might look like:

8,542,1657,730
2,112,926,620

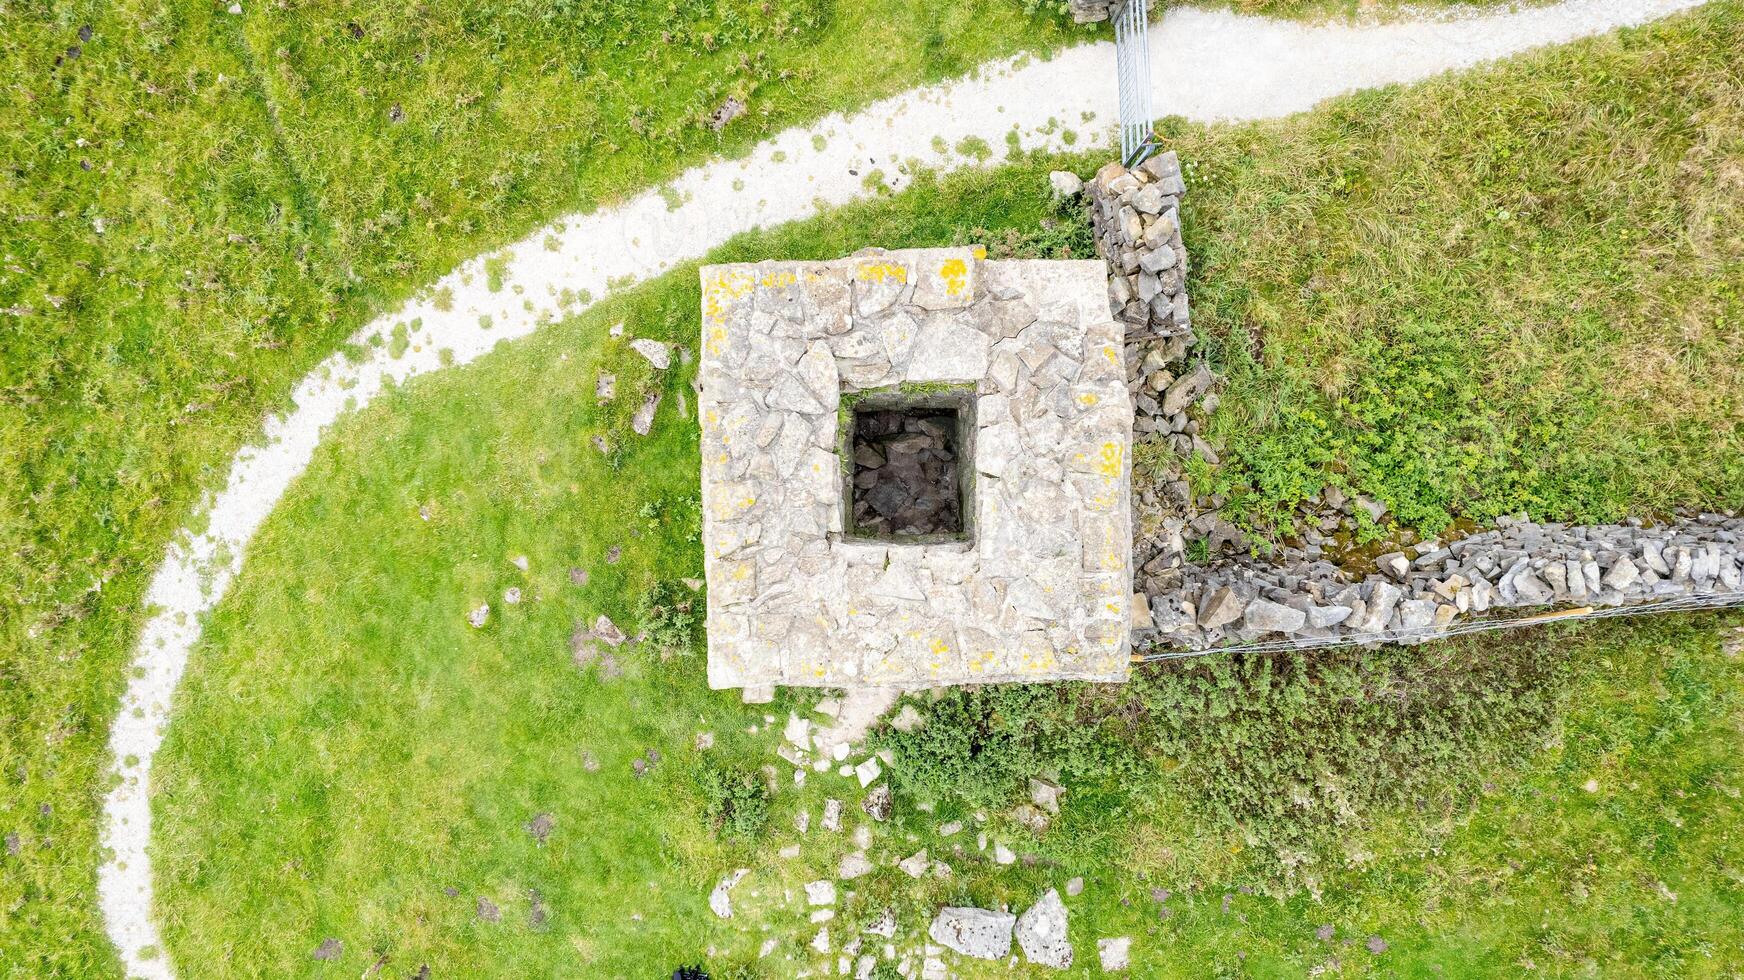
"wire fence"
1139,589,1744,662
1114,0,1158,166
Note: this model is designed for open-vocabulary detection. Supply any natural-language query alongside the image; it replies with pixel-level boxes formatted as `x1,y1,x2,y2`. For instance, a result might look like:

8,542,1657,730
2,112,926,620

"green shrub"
875,685,1147,809
635,580,704,655
697,763,771,840
1132,639,1572,882
967,189,1095,261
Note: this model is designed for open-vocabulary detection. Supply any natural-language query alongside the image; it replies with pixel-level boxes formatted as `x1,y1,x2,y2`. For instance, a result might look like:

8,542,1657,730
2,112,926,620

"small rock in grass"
864,908,897,938
1011,803,1050,834
709,96,747,131
511,555,529,571
784,713,812,751
939,820,963,837
609,322,624,338
590,435,610,454
524,812,554,845
1316,924,1335,942
709,868,749,918
694,732,714,751
476,898,501,923
853,824,873,849
592,615,626,646
1097,936,1132,971
569,567,589,586
631,758,647,778
1029,778,1063,815
595,372,616,404
806,880,836,906
889,704,925,732
632,391,661,436
822,798,843,832
779,844,800,859
1065,876,1084,897
861,784,892,822
854,756,882,787
581,750,600,772
605,545,622,564
311,938,342,961
1048,170,1083,199
503,587,522,605
467,603,489,628
1367,936,1389,954
839,851,874,880
899,849,929,878
994,843,1016,865
630,338,671,369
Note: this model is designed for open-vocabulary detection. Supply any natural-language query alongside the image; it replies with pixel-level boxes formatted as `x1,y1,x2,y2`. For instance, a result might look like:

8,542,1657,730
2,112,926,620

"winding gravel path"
99,1,1707,974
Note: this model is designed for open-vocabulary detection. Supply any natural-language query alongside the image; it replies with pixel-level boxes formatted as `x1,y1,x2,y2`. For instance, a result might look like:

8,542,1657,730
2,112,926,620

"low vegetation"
1178,5,1744,536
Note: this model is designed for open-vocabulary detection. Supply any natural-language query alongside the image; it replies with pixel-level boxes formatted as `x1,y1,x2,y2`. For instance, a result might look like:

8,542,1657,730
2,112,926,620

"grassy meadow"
3,0,1744,975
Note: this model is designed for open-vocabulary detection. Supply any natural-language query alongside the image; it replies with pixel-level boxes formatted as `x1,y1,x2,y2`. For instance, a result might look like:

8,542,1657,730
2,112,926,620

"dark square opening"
844,390,975,544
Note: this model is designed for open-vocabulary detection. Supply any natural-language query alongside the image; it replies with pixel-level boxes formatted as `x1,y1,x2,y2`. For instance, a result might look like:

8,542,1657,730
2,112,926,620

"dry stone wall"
1147,513,1744,651
1068,0,1153,23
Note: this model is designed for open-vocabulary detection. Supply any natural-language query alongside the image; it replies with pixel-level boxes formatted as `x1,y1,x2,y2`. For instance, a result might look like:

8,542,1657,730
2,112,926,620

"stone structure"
699,247,1132,690
1144,512,1744,652
1068,0,1154,23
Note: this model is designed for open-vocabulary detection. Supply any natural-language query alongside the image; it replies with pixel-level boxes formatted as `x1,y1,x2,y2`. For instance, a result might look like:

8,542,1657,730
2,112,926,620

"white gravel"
97,1,1707,974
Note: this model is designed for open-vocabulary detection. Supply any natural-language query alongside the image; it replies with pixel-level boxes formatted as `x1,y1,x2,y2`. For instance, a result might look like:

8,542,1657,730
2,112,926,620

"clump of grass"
697,763,772,840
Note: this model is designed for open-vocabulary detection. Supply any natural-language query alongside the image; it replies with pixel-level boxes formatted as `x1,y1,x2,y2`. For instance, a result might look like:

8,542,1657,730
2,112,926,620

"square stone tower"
698,247,1132,689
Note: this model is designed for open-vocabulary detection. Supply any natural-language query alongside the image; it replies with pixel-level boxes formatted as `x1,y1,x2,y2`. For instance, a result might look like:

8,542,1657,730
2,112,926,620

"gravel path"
98,2,1706,974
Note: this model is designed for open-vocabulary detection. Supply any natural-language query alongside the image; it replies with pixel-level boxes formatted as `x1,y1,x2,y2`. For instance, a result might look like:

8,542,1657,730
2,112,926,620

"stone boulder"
928,907,1015,961
1015,888,1073,968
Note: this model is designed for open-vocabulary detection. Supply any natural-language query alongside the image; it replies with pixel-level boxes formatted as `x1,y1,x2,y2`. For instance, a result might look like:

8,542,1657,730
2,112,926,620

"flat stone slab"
929,906,1016,960
699,248,1132,688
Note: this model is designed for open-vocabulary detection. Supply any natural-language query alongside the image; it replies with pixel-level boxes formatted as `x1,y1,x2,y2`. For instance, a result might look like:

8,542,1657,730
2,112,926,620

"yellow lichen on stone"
938,258,967,296
1097,441,1123,481
855,260,909,284
971,245,987,260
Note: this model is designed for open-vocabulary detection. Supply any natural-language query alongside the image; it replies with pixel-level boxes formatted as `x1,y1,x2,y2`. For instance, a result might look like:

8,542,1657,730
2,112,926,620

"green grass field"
1184,4,1744,535
153,202,1743,979
152,8,1744,972
0,3,1074,970
6,0,1744,974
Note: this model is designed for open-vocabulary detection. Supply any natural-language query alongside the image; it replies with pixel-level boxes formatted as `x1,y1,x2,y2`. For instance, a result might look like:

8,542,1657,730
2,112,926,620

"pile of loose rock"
849,409,963,537
1143,512,1744,651
1065,154,1229,586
